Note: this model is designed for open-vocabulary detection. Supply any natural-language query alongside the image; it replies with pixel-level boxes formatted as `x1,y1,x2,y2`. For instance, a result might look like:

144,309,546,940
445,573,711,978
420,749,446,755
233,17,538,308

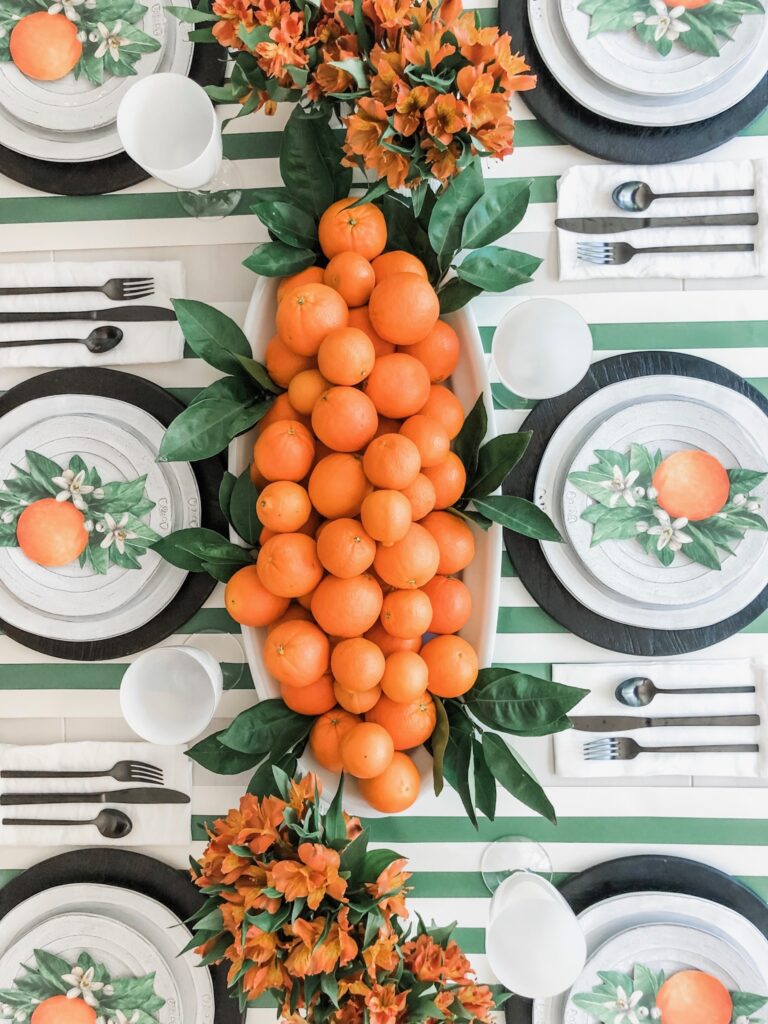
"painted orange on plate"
652,450,730,521
655,970,732,1024
10,12,83,82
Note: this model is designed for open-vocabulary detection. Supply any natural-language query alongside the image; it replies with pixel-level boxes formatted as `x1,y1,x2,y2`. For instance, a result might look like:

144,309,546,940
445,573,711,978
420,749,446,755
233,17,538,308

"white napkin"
0,742,191,846
557,159,768,280
553,659,768,778
0,261,186,367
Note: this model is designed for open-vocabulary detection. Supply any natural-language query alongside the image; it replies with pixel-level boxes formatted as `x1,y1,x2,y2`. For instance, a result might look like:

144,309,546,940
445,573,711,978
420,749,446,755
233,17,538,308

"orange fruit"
401,473,436,521
287,368,330,415
253,420,314,482
372,251,428,283
663,0,710,6
366,692,436,750
277,266,324,304
256,393,311,437
422,452,467,509
311,572,383,637
380,588,432,638
265,619,330,686
318,199,387,261
373,522,440,589
317,327,376,385
309,453,372,518
250,461,269,489
310,708,361,771
421,510,475,574
365,621,422,656
406,320,460,382
652,450,730,521
264,335,315,389
363,434,421,490
334,682,381,714
422,575,472,634
281,675,336,715
359,751,421,812
31,996,97,1024
422,635,478,698
257,533,323,597
224,564,289,627
331,637,386,691
257,481,312,533
316,517,376,577
418,385,464,439
16,498,88,567
365,353,431,419
369,273,440,345
312,386,379,453
399,415,450,467
276,283,349,356
348,305,395,357
361,490,413,547
261,507,319,543
11,13,82,82
372,415,402,440
323,252,376,307
656,971,732,1024
340,720,394,778
380,651,429,703
267,604,314,633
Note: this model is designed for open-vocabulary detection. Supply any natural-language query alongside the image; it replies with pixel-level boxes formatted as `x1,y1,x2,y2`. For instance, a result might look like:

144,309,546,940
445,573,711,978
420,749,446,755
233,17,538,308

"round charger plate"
0,368,225,661
557,0,764,98
499,0,768,163
562,397,768,611
505,854,768,1024
504,352,768,655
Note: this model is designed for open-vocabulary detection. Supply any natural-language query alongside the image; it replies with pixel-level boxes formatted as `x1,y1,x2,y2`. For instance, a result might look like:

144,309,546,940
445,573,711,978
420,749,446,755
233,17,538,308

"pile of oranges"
224,197,482,814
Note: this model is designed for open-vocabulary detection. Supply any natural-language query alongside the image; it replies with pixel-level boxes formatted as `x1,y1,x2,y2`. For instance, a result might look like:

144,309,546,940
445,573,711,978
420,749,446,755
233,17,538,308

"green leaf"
247,749,299,796
251,201,319,249
23,452,61,495
186,731,265,774
328,57,368,89
728,468,768,495
472,496,562,541
31,950,71,994
464,669,587,735
628,442,657,486
452,394,487,484
236,354,282,394
158,377,271,462
679,11,721,55
166,5,215,20
731,992,768,1016
482,732,556,823
152,527,253,574
172,299,251,376
431,696,449,796
219,471,237,523
279,105,352,219
220,699,313,755
339,828,369,885
461,179,532,249
320,973,340,1008
683,523,723,571
229,467,262,546
428,159,485,273
442,704,477,827
589,504,650,545
243,241,317,277
457,247,542,291
472,738,496,820
437,278,482,313
324,775,348,849
362,848,404,880
380,192,440,283
468,432,532,498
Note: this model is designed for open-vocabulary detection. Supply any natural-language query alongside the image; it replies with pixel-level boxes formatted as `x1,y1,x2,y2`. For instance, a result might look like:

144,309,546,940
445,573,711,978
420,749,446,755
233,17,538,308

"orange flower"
474,118,514,156
424,93,469,145
442,939,473,981
457,983,495,1022
402,933,443,982
334,999,366,1024
365,983,408,1024
366,858,411,920
457,67,509,129
344,97,389,159
255,13,312,77
372,0,413,29
370,54,405,109
270,841,347,909
255,0,292,26
243,924,280,966
212,0,257,49
288,772,319,815
315,62,355,95
400,21,455,66
367,148,412,190
394,83,434,136
220,899,246,937
339,975,371,999
362,926,399,979
242,957,286,1000
345,811,363,840
454,12,500,63
491,35,537,92
284,910,358,976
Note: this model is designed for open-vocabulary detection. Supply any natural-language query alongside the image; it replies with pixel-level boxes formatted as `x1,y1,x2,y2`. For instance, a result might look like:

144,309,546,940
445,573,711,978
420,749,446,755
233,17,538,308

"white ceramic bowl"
231,275,502,815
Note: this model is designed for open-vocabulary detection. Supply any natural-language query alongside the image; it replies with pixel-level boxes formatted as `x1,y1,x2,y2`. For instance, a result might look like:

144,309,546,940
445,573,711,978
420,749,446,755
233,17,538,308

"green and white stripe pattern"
0,8,767,1016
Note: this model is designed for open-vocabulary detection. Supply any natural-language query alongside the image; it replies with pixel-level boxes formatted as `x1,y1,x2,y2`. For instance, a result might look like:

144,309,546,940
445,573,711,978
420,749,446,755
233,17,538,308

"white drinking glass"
116,72,242,218
491,297,593,401
120,645,224,745
481,836,587,999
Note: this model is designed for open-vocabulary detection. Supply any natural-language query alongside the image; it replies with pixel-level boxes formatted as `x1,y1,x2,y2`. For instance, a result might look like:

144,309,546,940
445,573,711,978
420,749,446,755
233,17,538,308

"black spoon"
2,807,133,839
615,675,756,708
0,326,123,354
612,180,755,213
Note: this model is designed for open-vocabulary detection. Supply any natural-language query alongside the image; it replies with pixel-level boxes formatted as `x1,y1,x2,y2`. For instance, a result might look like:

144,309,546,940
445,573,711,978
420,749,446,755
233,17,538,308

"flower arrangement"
172,0,535,190
189,770,501,1021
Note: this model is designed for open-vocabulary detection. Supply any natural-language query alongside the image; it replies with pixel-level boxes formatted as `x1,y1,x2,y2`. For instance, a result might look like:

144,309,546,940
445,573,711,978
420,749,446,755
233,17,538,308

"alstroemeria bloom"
365,983,408,1024
394,83,435,136
400,20,455,66
454,13,500,63
270,841,347,908
366,857,411,919
424,93,469,145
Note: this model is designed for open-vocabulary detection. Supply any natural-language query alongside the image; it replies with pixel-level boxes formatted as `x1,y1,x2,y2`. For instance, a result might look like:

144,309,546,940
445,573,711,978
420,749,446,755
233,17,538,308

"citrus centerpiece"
9,12,82,82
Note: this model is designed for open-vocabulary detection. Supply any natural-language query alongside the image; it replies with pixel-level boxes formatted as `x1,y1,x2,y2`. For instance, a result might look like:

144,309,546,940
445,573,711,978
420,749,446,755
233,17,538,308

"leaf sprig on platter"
0,948,165,1024
578,0,764,58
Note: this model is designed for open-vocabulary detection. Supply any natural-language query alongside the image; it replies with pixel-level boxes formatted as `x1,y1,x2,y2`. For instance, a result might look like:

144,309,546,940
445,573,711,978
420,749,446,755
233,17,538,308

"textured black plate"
0,38,225,196
0,367,225,661
499,0,768,163
506,854,768,1023
0,848,243,1024
503,351,768,656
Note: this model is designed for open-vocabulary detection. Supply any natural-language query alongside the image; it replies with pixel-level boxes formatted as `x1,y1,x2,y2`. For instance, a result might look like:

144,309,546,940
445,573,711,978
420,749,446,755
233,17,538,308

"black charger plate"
506,854,768,1023
0,848,243,1024
0,39,225,197
499,0,768,163
0,367,225,661
503,351,768,656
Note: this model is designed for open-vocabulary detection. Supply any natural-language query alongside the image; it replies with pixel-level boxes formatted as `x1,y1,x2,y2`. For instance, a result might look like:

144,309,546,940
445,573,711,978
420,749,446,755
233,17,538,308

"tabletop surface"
0,6,767,1018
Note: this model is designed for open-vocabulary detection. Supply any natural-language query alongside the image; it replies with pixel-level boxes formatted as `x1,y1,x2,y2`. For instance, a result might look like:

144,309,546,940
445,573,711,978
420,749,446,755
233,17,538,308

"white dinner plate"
535,375,768,630
528,0,768,126
0,884,214,1024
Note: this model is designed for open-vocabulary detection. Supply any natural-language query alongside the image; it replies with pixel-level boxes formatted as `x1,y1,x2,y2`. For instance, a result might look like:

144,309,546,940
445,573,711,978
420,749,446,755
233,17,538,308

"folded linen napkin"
0,261,185,367
553,659,768,778
0,741,191,846
557,159,768,280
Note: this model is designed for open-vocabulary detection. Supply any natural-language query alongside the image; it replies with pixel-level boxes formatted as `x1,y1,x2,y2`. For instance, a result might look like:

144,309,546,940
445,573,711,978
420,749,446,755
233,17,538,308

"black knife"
555,213,759,234
0,306,176,324
0,787,190,805
570,714,760,732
